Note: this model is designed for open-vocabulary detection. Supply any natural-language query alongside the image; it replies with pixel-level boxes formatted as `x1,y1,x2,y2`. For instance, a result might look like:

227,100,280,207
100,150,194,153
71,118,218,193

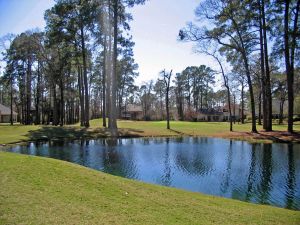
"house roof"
0,104,18,115
198,108,223,115
126,104,143,112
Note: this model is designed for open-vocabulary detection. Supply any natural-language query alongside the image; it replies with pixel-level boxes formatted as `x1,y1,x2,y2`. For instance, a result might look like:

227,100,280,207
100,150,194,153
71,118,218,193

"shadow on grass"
236,131,300,143
169,129,187,136
26,126,146,141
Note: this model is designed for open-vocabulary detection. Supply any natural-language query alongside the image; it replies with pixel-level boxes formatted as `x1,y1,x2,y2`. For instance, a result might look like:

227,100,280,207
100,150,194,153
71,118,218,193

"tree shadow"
26,126,146,141
169,129,187,136
242,131,300,143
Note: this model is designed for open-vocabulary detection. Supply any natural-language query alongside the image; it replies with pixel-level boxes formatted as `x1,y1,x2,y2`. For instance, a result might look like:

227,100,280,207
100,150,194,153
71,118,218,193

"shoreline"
1,120,300,147
1,128,300,148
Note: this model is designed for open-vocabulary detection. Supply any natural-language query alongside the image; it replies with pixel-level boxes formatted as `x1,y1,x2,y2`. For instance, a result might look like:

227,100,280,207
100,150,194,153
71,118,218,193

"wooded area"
0,0,299,134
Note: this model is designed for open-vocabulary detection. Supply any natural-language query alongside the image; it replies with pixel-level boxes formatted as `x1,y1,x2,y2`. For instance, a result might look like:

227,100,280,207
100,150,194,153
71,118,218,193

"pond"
5,137,300,210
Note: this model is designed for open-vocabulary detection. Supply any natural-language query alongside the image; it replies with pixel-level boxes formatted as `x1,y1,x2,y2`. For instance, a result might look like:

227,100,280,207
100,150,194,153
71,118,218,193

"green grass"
0,151,299,225
0,124,41,144
0,119,300,145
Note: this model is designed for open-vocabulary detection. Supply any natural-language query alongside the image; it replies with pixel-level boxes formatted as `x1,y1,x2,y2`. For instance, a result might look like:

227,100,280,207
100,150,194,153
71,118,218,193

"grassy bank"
1,119,300,145
0,152,299,225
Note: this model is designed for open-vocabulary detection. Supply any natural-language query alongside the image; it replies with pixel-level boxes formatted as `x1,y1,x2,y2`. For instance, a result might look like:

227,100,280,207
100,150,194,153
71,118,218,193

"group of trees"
136,66,229,123
179,0,300,133
0,0,145,133
0,0,299,133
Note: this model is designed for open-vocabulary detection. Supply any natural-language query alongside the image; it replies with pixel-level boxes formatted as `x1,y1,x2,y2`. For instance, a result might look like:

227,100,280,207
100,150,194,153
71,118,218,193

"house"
221,104,244,121
196,104,246,122
197,108,224,122
121,104,143,120
0,104,18,123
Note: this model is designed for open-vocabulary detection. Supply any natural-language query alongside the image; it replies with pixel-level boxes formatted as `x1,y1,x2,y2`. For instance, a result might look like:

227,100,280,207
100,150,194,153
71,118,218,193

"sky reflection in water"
6,137,300,210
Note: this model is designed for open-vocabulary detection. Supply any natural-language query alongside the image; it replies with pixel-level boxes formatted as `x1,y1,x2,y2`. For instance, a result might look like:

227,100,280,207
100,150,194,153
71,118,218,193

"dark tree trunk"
102,34,107,127
10,73,13,125
279,98,285,125
26,59,32,125
243,54,257,133
262,0,272,131
166,91,170,129
233,95,236,124
108,0,118,133
35,61,41,125
59,77,64,126
258,90,262,125
285,0,293,132
227,91,232,131
80,20,90,128
160,91,164,120
78,66,85,127
164,70,172,130
285,0,300,132
241,84,245,124
53,84,58,126
107,1,112,128
259,1,267,130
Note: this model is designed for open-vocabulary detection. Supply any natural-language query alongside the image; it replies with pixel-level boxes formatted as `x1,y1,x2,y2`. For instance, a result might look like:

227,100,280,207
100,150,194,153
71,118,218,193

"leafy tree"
180,0,261,132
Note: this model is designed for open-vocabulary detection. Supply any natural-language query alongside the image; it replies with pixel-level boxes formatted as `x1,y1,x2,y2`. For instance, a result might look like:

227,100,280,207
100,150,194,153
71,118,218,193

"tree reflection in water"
6,137,300,209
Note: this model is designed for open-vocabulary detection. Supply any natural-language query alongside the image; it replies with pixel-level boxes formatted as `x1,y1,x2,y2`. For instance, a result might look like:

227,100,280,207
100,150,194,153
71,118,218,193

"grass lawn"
1,119,300,145
0,151,299,225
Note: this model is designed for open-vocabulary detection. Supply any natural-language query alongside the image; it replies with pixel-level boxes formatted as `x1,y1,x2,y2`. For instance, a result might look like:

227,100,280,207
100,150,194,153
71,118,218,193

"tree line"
0,0,299,134
0,0,145,134
179,0,299,133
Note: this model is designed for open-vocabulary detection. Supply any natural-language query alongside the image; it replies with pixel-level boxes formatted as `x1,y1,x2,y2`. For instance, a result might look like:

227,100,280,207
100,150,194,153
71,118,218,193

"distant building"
221,104,244,121
197,108,224,122
121,104,143,120
0,104,18,123
196,104,246,122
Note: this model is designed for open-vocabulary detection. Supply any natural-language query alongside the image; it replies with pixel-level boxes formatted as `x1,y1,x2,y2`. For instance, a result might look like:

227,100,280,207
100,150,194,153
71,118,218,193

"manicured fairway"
1,119,300,145
0,152,299,225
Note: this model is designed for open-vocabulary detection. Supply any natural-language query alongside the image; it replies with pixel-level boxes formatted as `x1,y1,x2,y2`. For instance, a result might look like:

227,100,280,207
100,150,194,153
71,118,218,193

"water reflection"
286,144,296,209
161,138,172,186
6,137,300,210
259,144,273,205
245,144,257,201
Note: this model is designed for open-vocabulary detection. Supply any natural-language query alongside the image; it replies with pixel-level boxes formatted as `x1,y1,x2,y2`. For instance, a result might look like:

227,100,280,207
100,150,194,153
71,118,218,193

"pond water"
5,137,300,210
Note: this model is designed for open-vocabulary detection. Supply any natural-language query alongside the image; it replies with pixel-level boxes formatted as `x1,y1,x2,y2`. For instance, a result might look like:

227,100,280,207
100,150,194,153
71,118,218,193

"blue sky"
0,0,54,35
0,0,217,85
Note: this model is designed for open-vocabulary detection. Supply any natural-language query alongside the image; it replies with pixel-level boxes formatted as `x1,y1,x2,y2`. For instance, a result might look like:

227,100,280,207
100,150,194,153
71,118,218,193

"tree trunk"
233,94,236,124
102,34,107,127
166,89,170,129
240,83,245,124
107,1,112,128
262,0,272,131
285,0,300,132
59,77,64,126
80,21,90,128
210,54,232,131
258,90,262,125
164,70,172,130
10,73,13,125
35,61,41,125
279,99,284,125
285,0,293,133
26,59,32,125
243,53,257,133
259,1,267,130
108,0,118,133
78,66,84,127
53,84,58,126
